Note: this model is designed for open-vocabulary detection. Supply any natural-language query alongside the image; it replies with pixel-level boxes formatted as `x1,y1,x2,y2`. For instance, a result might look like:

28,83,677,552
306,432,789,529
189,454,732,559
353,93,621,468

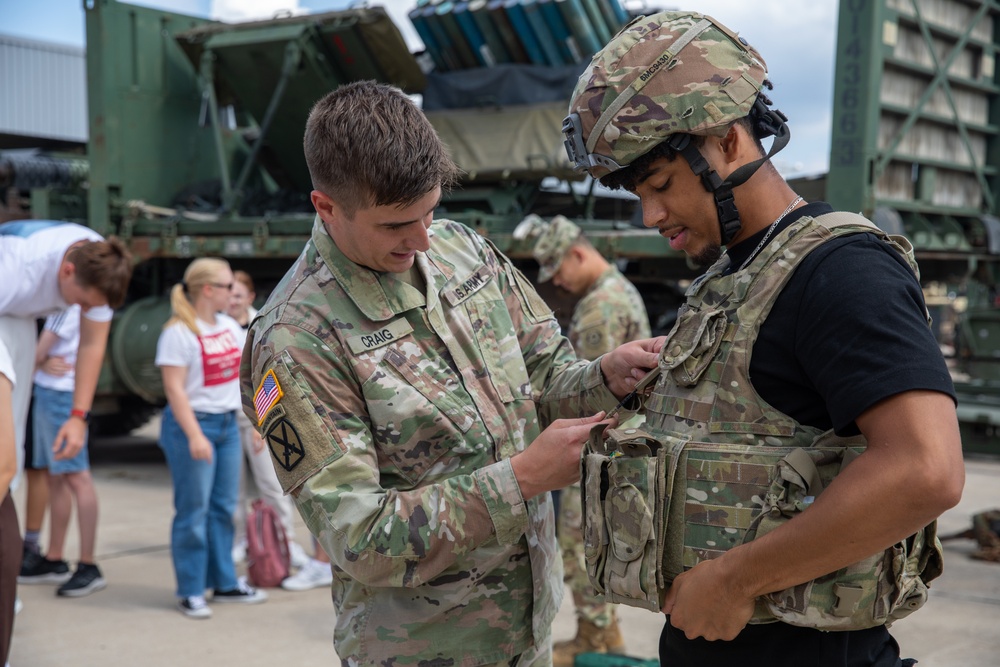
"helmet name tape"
565,11,774,179
585,18,714,157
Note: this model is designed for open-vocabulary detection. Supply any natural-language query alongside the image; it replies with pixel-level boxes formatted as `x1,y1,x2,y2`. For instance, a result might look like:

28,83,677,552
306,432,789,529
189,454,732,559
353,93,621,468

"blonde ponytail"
163,257,231,335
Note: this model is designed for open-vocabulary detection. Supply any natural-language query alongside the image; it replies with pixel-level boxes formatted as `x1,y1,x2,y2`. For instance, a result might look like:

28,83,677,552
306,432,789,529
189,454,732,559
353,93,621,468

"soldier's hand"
600,337,664,398
511,412,617,500
661,554,756,641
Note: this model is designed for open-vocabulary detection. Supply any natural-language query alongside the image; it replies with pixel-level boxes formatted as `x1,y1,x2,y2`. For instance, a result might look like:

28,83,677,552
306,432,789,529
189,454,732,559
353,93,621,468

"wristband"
70,408,91,423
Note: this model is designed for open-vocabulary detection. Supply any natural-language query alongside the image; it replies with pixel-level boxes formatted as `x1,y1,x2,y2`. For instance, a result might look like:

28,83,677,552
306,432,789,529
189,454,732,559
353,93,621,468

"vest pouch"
661,307,728,386
675,442,787,578
582,451,610,597
746,447,943,630
582,427,665,612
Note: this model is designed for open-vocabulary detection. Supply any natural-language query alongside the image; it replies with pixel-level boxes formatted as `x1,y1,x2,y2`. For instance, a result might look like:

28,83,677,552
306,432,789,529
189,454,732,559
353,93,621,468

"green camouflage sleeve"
570,297,625,361
570,272,651,362
481,238,618,423
242,320,528,587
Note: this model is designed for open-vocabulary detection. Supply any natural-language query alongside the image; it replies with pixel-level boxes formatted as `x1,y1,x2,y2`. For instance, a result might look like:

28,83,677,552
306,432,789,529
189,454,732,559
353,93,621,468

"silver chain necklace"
738,195,804,271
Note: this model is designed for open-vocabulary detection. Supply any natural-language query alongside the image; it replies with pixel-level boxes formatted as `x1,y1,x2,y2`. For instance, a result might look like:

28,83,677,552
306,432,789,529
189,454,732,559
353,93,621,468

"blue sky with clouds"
3,0,840,176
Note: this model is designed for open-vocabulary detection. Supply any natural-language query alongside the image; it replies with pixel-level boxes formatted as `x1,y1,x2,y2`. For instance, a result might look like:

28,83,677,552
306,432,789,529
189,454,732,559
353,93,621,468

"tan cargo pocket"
582,428,664,612
603,453,659,610
661,308,728,386
582,451,609,597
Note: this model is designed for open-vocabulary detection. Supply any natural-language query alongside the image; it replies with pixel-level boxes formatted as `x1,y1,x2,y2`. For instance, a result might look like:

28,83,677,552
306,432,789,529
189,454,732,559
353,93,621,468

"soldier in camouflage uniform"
561,11,965,667
518,213,650,664
239,81,662,667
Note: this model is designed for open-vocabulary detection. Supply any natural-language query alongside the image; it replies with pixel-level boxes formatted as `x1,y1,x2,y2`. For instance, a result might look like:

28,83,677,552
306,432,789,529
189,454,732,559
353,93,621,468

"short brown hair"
67,237,133,309
233,269,254,293
304,80,460,218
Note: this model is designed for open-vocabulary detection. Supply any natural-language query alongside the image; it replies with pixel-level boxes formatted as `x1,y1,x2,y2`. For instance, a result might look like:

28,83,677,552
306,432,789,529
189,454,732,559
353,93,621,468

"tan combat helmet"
513,213,582,282
562,11,791,244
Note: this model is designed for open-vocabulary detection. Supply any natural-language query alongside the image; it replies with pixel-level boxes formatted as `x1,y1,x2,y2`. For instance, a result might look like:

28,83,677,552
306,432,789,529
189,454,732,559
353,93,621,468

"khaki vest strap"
811,211,881,233
841,447,861,472
785,448,824,496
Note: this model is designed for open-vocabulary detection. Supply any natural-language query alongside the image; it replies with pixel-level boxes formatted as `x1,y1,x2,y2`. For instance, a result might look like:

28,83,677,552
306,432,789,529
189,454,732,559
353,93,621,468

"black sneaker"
57,563,107,597
177,595,212,619
18,556,71,584
20,547,42,572
212,577,268,604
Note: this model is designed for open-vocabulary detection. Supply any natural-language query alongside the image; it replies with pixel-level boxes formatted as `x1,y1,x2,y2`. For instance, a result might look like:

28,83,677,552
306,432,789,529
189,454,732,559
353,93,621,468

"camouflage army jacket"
570,265,650,362
241,217,618,667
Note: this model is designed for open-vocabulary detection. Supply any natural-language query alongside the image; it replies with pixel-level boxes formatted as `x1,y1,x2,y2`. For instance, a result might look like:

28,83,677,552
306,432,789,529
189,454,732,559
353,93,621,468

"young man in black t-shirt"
561,11,964,667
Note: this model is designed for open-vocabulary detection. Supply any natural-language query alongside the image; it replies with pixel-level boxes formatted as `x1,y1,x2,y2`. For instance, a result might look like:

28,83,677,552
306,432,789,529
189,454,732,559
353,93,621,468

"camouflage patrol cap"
531,215,582,282
563,11,769,179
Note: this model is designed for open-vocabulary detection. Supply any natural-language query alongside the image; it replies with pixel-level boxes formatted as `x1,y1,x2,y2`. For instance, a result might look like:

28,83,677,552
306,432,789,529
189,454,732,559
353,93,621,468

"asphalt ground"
9,419,1000,667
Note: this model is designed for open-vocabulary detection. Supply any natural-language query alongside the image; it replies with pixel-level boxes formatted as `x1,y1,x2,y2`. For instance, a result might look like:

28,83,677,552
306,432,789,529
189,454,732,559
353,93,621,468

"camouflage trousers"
557,482,617,628
480,637,552,667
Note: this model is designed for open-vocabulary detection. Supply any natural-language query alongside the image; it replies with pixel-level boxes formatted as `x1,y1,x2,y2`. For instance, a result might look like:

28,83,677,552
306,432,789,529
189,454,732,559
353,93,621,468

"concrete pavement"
9,422,1000,666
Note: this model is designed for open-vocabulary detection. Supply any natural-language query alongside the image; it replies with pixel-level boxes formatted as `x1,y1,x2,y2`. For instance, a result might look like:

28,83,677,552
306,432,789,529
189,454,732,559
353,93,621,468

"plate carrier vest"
582,212,944,630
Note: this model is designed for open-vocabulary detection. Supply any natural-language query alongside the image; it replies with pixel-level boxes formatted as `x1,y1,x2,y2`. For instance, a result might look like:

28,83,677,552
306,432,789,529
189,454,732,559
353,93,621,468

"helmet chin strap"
666,102,792,246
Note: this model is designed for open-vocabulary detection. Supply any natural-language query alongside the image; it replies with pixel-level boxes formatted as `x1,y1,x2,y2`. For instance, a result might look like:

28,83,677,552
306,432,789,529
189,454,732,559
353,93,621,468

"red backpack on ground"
245,498,290,588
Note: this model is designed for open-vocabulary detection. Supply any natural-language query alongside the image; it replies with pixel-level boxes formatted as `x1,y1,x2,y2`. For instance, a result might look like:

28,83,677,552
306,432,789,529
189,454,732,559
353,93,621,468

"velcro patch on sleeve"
264,411,305,472
256,357,345,493
253,368,284,426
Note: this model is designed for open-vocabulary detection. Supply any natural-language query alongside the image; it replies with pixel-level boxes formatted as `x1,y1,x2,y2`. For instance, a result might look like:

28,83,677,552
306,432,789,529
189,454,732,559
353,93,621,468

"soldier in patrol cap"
518,213,650,664
239,80,662,667
563,10,963,667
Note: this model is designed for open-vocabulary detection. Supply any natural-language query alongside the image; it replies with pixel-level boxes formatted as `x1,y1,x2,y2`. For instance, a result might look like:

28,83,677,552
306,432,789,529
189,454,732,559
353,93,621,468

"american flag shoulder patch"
253,369,284,425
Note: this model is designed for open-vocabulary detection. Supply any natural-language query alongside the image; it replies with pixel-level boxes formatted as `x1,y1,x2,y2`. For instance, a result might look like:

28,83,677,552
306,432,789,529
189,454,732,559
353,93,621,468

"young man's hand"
53,417,87,460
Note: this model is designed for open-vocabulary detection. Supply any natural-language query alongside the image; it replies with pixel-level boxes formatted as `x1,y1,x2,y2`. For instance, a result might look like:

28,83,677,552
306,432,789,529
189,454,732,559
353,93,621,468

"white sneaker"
281,558,333,591
231,539,247,563
13,597,22,616
289,541,309,569
178,595,212,619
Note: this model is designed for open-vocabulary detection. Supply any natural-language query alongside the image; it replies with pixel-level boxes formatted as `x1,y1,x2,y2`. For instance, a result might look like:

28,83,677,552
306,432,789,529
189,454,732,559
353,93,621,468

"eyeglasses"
210,282,234,291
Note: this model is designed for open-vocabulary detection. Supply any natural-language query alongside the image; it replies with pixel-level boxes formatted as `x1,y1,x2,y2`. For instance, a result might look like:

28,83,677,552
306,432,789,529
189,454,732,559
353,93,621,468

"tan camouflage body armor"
583,212,944,630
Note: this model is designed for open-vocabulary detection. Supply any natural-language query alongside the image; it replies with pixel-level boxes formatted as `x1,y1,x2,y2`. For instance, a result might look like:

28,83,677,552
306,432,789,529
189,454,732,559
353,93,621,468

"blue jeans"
32,385,90,473
158,406,241,598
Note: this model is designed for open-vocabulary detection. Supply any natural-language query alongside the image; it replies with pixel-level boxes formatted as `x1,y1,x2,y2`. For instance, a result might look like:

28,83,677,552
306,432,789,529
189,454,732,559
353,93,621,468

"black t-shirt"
661,202,953,667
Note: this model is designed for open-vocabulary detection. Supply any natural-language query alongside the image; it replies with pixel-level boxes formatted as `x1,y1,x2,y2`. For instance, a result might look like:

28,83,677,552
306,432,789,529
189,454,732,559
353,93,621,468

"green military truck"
11,0,689,434
826,0,1000,454
5,0,1000,455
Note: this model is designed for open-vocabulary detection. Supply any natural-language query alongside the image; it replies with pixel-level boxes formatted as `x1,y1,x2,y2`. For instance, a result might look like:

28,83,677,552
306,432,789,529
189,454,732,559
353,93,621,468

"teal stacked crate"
580,0,612,44
503,0,549,65
420,2,462,70
486,0,531,63
554,0,603,56
537,0,581,63
409,0,449,70
453,0,497,66
521,0,565,65
466,0,512,64
600,0,630,31
434,0,480,69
